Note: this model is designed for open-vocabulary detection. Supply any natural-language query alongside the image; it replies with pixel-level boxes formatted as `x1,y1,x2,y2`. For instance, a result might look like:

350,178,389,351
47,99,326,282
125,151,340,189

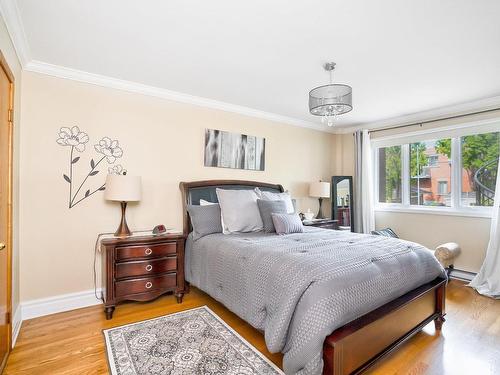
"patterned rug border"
102,305,284,375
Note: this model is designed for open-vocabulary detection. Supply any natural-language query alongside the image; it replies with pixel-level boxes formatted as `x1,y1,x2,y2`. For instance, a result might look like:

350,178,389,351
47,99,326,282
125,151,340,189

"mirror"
331,176,354,232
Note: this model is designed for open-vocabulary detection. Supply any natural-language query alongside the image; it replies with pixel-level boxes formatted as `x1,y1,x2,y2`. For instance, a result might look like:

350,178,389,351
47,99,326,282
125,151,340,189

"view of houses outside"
378,132,499,207
410,140,453,206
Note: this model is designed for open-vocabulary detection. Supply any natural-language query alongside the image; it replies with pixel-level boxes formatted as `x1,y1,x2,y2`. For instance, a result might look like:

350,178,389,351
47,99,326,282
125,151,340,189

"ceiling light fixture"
309,62,352,126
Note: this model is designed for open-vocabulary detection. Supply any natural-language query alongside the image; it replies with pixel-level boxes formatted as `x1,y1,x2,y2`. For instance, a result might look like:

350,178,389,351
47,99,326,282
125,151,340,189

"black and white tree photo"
204,129,265,171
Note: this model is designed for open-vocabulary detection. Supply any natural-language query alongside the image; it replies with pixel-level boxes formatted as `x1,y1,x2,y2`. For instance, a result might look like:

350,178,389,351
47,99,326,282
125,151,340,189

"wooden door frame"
0,48,14,369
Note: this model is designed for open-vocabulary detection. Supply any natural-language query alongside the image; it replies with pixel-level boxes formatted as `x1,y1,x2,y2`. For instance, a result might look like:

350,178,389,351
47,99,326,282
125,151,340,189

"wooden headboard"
179,179,284,236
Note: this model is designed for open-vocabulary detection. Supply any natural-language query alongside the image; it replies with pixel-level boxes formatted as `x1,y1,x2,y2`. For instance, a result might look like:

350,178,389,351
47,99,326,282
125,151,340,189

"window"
438,181,448,195
374,127,499,215
428,155,439,167
460,132,499,207
377,146,402,203
409,139,451,207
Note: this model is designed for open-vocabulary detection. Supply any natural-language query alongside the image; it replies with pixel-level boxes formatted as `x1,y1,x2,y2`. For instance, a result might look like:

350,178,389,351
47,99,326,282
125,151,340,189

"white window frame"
437,180,448,195
372,118,500,218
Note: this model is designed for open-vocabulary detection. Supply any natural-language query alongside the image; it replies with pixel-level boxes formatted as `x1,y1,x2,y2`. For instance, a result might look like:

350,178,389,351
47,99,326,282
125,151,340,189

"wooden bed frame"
180,179,446,375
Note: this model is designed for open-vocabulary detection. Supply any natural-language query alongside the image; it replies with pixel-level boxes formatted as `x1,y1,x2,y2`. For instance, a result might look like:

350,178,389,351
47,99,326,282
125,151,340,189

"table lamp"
104,173,142,237
309,181,330,219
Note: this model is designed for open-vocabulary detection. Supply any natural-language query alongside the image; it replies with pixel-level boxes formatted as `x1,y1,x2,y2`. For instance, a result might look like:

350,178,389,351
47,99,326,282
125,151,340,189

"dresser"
100,233,186,319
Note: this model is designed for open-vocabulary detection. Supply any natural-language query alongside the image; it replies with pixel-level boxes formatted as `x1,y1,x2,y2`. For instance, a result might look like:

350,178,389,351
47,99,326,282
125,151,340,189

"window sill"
374,205,492,218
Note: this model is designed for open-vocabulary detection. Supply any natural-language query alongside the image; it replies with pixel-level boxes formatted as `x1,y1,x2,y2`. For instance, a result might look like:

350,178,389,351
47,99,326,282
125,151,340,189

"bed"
180,180,447,375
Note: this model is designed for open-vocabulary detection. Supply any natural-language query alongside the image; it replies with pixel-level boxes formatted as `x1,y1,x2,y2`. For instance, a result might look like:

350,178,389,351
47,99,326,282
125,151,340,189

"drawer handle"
145,265,153,272
145,281,153,289
145,248,152,255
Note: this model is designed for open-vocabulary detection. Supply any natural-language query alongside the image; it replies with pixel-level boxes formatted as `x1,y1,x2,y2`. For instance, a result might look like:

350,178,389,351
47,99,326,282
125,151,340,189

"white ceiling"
10,0,500,129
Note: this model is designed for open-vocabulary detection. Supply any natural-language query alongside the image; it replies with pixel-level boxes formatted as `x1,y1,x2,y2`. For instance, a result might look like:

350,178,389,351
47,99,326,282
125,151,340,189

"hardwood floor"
4,280,500,374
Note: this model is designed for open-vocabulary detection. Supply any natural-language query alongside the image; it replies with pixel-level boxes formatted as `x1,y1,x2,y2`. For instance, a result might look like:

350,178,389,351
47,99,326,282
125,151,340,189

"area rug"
103,306,284,375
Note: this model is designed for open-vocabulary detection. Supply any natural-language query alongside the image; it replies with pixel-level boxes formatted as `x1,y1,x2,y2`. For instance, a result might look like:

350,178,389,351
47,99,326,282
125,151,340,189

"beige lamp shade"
309,181,330,198
104,174,142,202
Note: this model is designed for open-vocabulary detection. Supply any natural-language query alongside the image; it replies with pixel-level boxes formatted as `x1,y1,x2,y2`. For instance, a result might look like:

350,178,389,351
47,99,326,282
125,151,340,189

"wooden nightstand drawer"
115,257,177,279
101,233,186,319
116,242,177,261
115,273,177,297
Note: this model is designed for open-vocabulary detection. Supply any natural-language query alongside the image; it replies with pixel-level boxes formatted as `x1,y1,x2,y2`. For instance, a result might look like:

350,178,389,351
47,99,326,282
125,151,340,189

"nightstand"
100,232,186,319
303,218,339,230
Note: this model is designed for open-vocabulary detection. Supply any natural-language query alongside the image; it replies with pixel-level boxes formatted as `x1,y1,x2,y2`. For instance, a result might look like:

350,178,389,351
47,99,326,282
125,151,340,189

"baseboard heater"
449,268,476,282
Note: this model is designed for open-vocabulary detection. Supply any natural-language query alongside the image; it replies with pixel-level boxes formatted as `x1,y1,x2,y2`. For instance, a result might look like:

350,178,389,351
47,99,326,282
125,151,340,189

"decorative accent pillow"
216,188,263,233
271,213,304,235
187,204,223,240
371,228,399,238
256,199,288,233
255,187,295,213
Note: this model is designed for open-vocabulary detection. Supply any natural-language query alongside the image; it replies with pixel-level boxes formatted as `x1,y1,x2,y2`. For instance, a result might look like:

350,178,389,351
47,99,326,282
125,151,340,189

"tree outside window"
435,132,499,207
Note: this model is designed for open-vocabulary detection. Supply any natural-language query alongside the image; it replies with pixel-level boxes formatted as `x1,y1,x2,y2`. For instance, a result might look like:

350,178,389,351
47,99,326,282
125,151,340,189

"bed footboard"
323,277,446,375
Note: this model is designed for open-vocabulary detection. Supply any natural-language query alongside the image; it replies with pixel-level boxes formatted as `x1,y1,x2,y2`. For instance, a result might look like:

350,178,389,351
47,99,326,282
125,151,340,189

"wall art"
204,128,265,171
56,126,126,208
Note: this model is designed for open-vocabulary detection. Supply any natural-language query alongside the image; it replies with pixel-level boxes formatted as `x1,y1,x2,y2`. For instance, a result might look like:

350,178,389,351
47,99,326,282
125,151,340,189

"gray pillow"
257,199,288,232
271,213,304,235
254,187,295,213
187,204,222,240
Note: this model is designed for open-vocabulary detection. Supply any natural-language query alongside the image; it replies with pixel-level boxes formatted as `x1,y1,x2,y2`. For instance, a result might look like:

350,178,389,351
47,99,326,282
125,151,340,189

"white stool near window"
434,242,461,276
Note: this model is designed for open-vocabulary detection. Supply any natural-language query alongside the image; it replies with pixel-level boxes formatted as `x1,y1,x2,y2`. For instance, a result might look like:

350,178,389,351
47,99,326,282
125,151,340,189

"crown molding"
24,60,334,133
336,95,500,134
0,0,31,66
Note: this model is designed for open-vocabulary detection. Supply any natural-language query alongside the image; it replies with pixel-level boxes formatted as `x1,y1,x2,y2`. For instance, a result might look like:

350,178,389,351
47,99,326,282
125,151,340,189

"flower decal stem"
68,146,74,208
69,155,106,207
57,127,125,209
71,182,106,207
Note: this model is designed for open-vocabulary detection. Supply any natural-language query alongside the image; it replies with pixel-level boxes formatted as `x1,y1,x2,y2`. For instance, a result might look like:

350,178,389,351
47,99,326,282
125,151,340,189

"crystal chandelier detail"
309,62,352,126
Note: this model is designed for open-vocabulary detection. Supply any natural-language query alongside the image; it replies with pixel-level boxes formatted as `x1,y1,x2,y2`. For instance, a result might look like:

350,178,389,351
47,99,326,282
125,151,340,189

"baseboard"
11,306,22,348
449,268,476,282
21,288,103,321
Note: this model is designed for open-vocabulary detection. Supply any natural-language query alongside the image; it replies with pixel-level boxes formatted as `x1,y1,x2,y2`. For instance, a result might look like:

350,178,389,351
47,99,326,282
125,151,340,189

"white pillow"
216,188,263,233
255,187,295,213
199,199,217,206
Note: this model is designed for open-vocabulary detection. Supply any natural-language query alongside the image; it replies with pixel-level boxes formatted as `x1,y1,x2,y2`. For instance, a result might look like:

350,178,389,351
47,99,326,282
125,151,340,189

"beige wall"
374,211,490,272
0,15,22,317
19,71,333,301
331,133,355,176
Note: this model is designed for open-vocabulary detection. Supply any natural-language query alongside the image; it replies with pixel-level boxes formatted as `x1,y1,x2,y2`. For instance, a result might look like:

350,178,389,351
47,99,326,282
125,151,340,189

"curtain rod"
367,106,500,134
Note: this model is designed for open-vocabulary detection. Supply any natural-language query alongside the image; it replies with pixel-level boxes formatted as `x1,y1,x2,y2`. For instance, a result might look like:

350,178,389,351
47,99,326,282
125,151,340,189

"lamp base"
316,197,326,219
115,201,132,237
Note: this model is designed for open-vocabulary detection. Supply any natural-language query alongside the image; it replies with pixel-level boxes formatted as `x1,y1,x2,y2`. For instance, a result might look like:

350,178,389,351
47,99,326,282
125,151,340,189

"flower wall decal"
108,164,124,175
57,127,126,208
56,126,89,152
94,137,124,163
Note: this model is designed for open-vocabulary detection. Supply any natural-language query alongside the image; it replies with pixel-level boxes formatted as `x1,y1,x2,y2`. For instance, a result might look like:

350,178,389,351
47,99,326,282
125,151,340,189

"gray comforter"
185,227,445,375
